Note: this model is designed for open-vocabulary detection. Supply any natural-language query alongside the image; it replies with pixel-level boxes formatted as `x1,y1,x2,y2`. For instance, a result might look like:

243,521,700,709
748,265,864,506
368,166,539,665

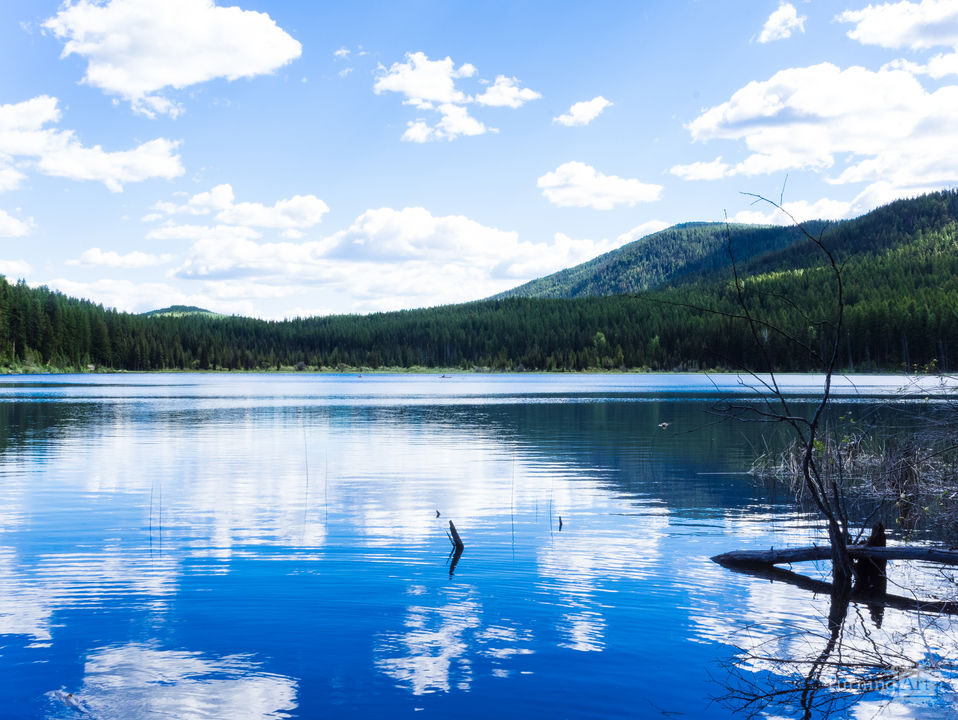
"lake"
0,373,955,719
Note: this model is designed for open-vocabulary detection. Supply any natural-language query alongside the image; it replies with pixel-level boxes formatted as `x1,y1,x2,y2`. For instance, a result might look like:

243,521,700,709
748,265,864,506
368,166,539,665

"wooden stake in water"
448,520,464,552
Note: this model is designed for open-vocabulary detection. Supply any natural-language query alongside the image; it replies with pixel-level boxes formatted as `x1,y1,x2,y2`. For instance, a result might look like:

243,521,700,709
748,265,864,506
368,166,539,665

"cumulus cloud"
402,104,492,142
683,62,958,211
147,223,261,243
837,0,958,50
840,0,958,80
326,207,518,263
401,121,435,143
374,52,537,141
374,52,475,107
537,161,662,210
0,209,33,237
0,260,32,278
758,2,806,43
68,248,174,269
149,184,329,228
474,75,542,108
0,167,25,193
553,96,613,126
731,196,854,224
669,156,731,180
43,276,256,316
218,195,329,229
500,232,626,278
162,206,626,312
43,0,302,118
0,96,183,192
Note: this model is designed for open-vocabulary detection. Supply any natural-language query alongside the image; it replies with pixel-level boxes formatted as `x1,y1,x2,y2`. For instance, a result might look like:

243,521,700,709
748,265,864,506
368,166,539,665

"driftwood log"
712,545,958,568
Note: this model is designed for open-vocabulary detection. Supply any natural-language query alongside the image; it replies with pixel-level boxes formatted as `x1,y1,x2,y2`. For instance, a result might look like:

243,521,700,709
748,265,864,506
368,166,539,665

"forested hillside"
497,221,826,299
1,191,956,373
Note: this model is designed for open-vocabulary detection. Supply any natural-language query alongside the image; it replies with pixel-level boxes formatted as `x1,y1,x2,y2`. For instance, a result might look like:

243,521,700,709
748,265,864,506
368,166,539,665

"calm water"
0,373,954,719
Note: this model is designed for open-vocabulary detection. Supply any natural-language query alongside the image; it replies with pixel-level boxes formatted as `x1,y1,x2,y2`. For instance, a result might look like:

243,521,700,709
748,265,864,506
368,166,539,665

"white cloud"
924,51,958,76
333,47,350,59
218,195,330,229
327,207,519,263
43,276,256,315
187,184,235,213
147,223,261,243
882,52,958,80
400,104,491,142
731,196,854,224
0,260,32,277
0,166,25,193
616,220,670,244
537,161,663,210
150,184,329,228
35,137,182,192
837,0,958,50
501,232,625,278
68,248,174,269
375,52,537,141
169,232,328,280
43,0,302,118
474,75,541,108
685,62,958,211
0,209,33,237
758,3,806,43
402,120,435,143
374,52,474,108
669,156,730,180
553,96,613,126
0,96,183,192
437,103,492,139
163,206,628,312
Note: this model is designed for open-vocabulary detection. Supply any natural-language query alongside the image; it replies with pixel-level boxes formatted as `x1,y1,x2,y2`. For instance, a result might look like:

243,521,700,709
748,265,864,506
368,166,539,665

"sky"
0,0,957,319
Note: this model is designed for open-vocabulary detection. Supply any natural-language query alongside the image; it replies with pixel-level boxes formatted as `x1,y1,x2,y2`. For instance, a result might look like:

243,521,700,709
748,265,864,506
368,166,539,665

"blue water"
0,373,954,719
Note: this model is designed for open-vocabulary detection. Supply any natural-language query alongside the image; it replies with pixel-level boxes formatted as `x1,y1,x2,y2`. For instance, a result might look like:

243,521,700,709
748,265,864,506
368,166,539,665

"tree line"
2,190,956,373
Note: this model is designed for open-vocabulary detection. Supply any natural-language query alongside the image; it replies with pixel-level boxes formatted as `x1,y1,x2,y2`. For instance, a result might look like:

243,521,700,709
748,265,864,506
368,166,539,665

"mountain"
499,191,958,303
141,305,219,318
496,221,827,299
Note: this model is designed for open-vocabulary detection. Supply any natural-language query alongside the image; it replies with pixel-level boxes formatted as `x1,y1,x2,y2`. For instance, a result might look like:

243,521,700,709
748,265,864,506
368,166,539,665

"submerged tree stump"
854,522,886,593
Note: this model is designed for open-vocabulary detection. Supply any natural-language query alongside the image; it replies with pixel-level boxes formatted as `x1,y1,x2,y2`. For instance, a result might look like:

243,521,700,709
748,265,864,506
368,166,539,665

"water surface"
0,373,954,719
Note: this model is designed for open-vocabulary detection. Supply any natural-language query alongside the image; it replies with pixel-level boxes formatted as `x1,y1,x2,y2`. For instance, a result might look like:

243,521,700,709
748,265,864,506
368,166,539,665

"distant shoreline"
0,365,945,379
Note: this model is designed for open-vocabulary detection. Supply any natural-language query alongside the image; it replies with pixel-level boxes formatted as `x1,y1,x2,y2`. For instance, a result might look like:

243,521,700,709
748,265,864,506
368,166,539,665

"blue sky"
1,0,956,318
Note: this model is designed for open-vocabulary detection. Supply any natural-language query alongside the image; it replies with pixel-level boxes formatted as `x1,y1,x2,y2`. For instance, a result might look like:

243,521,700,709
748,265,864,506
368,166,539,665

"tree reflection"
715,564,958,719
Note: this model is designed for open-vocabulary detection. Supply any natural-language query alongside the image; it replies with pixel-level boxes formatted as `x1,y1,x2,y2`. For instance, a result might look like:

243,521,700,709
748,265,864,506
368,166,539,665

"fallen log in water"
712,544,958,567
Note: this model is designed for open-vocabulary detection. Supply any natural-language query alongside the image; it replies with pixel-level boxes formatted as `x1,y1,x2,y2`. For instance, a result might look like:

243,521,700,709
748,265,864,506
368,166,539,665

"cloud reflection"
51,644,297,720
0,546,176,643
375,588,533,695
537,503,669,653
